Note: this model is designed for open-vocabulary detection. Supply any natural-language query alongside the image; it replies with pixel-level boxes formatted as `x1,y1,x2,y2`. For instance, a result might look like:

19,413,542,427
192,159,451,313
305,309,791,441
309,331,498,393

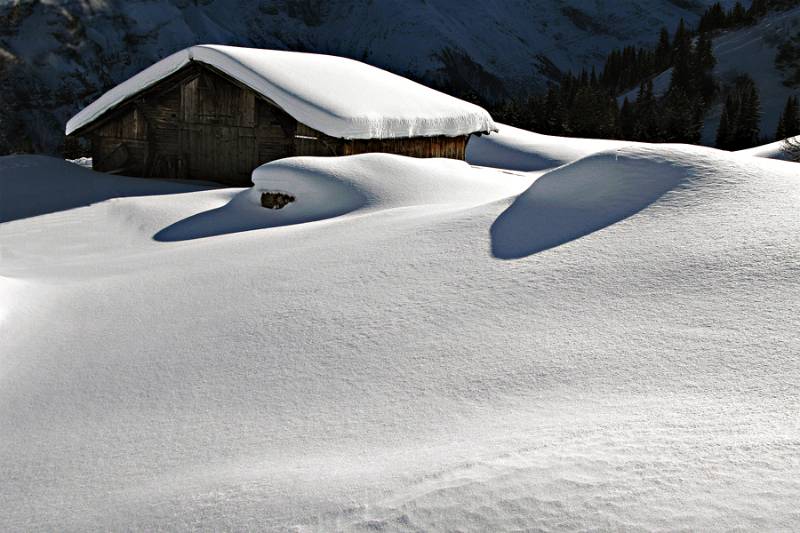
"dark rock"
260,191,295,209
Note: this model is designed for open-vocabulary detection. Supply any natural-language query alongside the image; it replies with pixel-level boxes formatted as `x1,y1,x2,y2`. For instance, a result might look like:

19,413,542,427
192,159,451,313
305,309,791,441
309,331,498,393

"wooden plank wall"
342,135,468,159
294,123,342,157
91,105,148,174
294,124,469,160
180,72,259,185
83,63,471,186
256,100,295,163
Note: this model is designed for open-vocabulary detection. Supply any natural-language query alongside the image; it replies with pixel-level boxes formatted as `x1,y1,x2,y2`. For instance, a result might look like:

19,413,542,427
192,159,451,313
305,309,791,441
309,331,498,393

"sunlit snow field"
1,126,799,530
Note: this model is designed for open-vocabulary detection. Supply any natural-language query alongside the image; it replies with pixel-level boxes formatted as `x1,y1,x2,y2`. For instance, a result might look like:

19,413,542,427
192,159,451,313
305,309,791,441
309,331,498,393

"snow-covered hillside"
0,0,733,153
703,5,800,142
622,5,800,144
2,127,799,530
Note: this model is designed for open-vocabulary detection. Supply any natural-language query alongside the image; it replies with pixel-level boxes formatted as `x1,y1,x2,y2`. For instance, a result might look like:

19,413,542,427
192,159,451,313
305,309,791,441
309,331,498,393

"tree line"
488,0,799,150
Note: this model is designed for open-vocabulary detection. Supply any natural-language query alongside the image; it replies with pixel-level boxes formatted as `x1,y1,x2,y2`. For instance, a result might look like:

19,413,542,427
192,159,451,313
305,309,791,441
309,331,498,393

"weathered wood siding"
91,105,149,175
180,71,256,184
77,63,471,186
293,124,468,159
342,135,468,159
256,99,295,163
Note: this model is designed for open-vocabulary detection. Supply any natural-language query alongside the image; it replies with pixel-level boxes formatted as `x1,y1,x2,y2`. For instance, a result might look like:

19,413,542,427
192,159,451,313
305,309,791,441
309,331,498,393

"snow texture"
0,156,209,223
65,45,497,140
2,130,800,530
466,123,632,171
737,135,800,161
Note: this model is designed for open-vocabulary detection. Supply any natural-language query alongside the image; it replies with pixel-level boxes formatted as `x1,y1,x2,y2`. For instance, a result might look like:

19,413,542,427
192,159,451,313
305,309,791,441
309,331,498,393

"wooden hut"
66,45,497,187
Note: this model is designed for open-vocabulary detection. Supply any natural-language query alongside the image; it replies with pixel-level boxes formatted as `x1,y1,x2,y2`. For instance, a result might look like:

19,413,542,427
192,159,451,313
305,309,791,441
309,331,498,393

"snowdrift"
466,123,631,171
737,135,800,161
491,144,782,258
0,155,206,223
156,153,527,241
4,129,800,531
66,45,496,140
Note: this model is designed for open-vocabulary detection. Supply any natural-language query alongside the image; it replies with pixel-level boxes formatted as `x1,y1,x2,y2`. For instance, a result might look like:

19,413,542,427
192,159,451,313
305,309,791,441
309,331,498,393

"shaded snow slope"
0,156,208,223
66,46,496,140
467,123,632,171
492,144,747,258
2,139,800,530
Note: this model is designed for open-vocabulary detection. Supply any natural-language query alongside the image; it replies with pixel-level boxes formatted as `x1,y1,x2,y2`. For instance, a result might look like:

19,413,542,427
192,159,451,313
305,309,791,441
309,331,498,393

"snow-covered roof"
66,45,497,140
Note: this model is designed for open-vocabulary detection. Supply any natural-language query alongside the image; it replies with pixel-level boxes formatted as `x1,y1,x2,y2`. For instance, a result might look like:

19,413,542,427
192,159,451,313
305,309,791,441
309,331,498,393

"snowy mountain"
2,128,800,529
0,0,732,153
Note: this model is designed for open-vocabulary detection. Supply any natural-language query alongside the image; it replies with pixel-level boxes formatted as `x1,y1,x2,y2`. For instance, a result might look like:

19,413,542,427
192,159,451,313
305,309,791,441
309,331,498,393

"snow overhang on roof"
66,45,498,140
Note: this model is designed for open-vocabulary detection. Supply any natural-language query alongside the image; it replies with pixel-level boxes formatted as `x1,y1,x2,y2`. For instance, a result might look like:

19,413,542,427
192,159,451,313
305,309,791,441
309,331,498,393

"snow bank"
156,153,527,241
66,45,497,140
5,129,800,531
491,144,752,258
251,153,525,211
737,135,799,161
0,155,206,223
466,123,632,171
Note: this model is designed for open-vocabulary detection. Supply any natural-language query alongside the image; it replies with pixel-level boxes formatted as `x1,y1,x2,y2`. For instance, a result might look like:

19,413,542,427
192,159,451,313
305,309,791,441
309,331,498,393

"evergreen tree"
775,95,800,140
662,88,703,143
716,100,732,148
655,27,672,70
748,0,769,18
633,80,661,142
544,86,568,135
736,80,761,148
729,1,749,26
619,97,636,139
716,75,761,150
699,2,726,33
669,19,694,95
693,31,717,103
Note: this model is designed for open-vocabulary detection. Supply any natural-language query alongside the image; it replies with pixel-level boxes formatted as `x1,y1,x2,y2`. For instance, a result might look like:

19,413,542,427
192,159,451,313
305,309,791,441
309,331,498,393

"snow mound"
0,155,206,223
491,144,767,258
4,130,800,530
737,135,799,161
466,123,632,171
251,153,526,211
156,153,528,241
66,45,497,140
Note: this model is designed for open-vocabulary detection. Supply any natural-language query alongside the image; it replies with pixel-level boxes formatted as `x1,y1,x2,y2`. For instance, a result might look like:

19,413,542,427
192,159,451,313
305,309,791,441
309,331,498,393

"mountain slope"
0,0,731,153
620,5,800,144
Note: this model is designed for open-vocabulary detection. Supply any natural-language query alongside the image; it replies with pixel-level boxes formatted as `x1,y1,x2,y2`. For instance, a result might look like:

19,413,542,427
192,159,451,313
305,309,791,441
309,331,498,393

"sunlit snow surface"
737,135,799,161
1,129,800,530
